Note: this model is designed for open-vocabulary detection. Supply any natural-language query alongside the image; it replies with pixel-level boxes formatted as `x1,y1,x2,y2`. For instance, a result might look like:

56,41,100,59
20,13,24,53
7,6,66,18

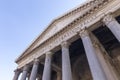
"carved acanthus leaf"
102,14,115,25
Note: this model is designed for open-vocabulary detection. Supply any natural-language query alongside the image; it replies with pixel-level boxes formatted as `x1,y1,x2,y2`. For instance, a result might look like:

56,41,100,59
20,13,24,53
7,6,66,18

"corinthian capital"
46,51,53,58
33,58,39,65
61,41,70,48
14,69,21,73
79,28,89,38
23,64,30,71
102,14,116,25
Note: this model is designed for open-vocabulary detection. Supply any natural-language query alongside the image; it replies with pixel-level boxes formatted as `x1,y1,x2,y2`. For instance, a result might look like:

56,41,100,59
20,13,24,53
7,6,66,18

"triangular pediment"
16,0,100,61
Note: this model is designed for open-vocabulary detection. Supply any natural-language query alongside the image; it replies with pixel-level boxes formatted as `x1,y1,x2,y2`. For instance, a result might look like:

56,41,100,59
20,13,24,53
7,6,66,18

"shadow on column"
69,39,93,80
92,23,120,77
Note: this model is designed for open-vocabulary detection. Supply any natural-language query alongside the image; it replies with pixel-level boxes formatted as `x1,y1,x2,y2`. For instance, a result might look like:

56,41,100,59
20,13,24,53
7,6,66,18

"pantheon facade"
13,0,120,80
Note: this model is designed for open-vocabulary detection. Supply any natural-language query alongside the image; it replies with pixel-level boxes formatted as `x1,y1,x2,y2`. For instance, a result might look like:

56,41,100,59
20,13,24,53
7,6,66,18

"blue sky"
0,0,86,80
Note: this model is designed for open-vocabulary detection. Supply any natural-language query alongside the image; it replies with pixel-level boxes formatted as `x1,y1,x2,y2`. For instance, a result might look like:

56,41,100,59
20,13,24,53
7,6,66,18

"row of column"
102,14,120,42
13,14,120,80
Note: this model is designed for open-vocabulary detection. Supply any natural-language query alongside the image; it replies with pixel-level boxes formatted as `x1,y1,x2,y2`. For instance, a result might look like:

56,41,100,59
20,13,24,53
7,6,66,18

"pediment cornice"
16,0,115,63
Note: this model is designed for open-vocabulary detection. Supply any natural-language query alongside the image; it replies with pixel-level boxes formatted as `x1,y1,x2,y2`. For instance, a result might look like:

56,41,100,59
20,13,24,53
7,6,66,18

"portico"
13,0,120,80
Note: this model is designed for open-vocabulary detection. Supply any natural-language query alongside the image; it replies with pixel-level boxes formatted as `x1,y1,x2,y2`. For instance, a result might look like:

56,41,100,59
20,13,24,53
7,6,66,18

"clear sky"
0,0,86,80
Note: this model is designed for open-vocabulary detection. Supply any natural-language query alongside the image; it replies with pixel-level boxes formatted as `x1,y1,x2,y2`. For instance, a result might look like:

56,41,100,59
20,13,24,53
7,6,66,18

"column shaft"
29,59,39,80
79,29,107,80
20,65,29,80
93,42,118,80
42,52,52,80
61,41,73,80
103,14,120,42
13,69,21,80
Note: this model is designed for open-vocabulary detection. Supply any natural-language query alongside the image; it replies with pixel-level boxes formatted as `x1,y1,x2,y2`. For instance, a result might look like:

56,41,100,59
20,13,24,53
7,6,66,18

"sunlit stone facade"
13,0,120,80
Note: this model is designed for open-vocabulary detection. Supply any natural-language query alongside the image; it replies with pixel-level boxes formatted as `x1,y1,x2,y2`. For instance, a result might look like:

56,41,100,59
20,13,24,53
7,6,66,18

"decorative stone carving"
61,41,70,48
102,14,115,25
33,58,39,65
23,64,30,71
79,28,89,38
46,51,53,57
